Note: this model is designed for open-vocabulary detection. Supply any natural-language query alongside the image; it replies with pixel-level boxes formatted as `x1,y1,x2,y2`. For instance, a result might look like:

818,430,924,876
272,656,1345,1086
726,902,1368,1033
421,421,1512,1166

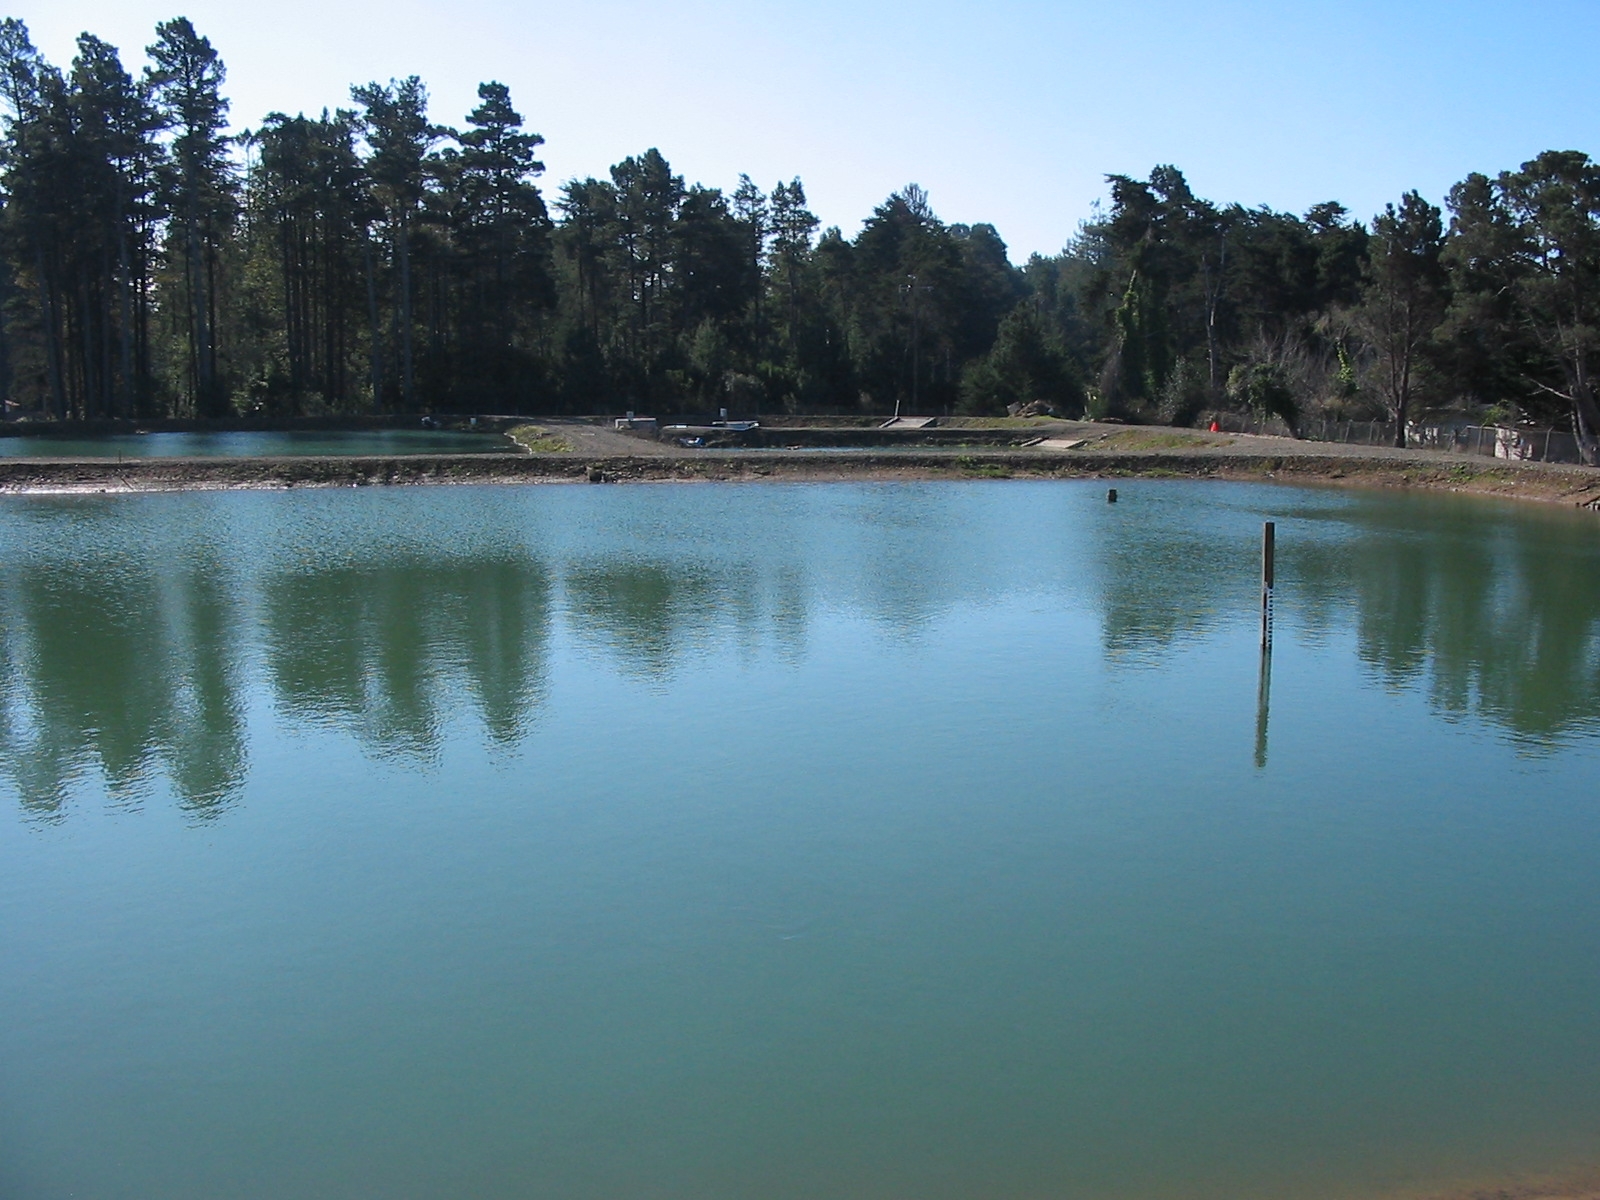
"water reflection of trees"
564,561,726,679
0,519,825,814
264,556,550,758
563,558,811,677
1293,503,1600,744
0,552,246,819
0,545,553,815
1095,520,1251,660
5,489,1598,816
1094,495,1600,744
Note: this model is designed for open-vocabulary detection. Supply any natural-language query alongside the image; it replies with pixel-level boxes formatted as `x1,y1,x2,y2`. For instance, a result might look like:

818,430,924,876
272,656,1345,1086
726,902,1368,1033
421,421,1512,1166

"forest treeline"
2,17,1599,457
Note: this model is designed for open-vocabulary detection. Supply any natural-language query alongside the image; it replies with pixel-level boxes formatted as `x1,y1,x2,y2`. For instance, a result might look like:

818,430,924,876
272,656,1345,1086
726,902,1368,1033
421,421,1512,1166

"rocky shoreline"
2,441,1598,509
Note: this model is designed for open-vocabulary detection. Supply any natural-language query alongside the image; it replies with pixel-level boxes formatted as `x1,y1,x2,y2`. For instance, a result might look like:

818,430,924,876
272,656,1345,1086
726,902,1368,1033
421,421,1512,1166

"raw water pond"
0,427,514,457
2,480,1599,1200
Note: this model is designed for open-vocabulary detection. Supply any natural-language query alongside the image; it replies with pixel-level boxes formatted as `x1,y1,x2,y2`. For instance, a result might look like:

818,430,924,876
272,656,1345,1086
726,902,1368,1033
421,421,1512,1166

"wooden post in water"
1256,520,1276,767
1260,521,1275,651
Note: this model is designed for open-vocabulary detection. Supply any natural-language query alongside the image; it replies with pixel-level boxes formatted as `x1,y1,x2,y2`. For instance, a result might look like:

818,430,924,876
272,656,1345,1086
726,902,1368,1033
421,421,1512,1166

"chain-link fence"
1209,412,1589,465
1410,424,1585,463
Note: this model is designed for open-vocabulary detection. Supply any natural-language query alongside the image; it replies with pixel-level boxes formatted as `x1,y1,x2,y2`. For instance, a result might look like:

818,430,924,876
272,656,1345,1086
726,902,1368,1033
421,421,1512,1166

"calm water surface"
0,428,514,457
2,480,1598,1200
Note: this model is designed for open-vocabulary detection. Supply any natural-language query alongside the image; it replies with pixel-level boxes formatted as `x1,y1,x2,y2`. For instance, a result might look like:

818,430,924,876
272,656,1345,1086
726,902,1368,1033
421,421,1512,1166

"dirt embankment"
2,422,1598,509
1384,1168,1600,1200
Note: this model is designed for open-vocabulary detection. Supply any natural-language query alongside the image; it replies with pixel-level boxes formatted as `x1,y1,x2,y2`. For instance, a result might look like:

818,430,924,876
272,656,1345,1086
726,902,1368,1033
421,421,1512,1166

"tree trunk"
117,195,135,419
363,235,385,409
206,242,221,415
188,209,214,414
35,250,66,420
0,256,13,417
398,212,414,409
1201,240,1225,396
134,238,153,418
1572,366,1600,467
1394,340,1410,450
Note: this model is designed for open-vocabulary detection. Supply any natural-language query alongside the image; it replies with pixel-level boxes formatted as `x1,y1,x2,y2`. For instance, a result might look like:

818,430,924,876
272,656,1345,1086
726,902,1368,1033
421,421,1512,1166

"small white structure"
1494,426,1539,460
1033,437,1087,451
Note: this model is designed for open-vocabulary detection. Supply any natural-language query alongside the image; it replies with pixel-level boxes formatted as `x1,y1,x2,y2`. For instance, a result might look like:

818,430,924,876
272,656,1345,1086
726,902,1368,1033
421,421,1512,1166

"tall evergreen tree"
609,148,683,383
243,109,368,412
450,81,552,407
0,19,72,416
1445,152,1600,462
70,34,164,417
848,184,963,412
352,75,442,409
1356,191,1447,447
147,17,234,416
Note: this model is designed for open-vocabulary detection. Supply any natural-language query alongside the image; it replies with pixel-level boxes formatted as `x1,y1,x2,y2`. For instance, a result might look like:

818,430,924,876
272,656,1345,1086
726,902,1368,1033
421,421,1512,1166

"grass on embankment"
1085,429,1234,451
507,424,574,453
943,415,1065,429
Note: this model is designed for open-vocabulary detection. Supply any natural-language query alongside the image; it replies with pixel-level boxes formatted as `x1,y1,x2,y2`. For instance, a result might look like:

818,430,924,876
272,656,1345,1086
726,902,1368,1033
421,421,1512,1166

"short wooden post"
1106,488,1118,503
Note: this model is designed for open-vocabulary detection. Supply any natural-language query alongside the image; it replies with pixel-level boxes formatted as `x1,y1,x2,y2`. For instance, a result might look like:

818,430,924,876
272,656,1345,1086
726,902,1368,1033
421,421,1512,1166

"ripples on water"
1,481,1598,1200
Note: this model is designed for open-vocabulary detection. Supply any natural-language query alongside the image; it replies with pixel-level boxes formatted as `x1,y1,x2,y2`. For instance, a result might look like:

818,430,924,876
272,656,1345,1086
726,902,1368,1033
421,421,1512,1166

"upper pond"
0,427,515,457
2,480,1599,1200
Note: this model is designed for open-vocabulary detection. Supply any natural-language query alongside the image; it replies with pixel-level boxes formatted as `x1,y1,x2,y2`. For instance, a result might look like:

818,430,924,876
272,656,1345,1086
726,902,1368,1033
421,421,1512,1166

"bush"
1227,362,1300,435
1157,357,1209,427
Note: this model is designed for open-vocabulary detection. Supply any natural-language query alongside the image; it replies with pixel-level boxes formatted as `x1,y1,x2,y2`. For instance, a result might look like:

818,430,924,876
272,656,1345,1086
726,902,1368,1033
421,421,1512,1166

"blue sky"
15,0,1600,260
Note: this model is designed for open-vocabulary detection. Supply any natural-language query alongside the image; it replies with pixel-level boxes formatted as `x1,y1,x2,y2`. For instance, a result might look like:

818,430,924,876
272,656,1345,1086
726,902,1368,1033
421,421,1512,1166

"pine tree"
352,76,442,409
453,81,552,406
1356,192,1447,447
146,18,234,416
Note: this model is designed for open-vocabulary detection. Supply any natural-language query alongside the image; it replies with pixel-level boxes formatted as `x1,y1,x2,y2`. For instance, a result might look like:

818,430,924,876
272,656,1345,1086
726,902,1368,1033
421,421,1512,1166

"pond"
0,428,516,457
2,480,1598,1200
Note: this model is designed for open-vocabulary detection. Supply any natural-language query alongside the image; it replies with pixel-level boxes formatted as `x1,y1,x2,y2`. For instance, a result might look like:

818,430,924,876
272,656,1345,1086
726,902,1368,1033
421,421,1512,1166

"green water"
2,480,1598,1200
0,428,513,457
